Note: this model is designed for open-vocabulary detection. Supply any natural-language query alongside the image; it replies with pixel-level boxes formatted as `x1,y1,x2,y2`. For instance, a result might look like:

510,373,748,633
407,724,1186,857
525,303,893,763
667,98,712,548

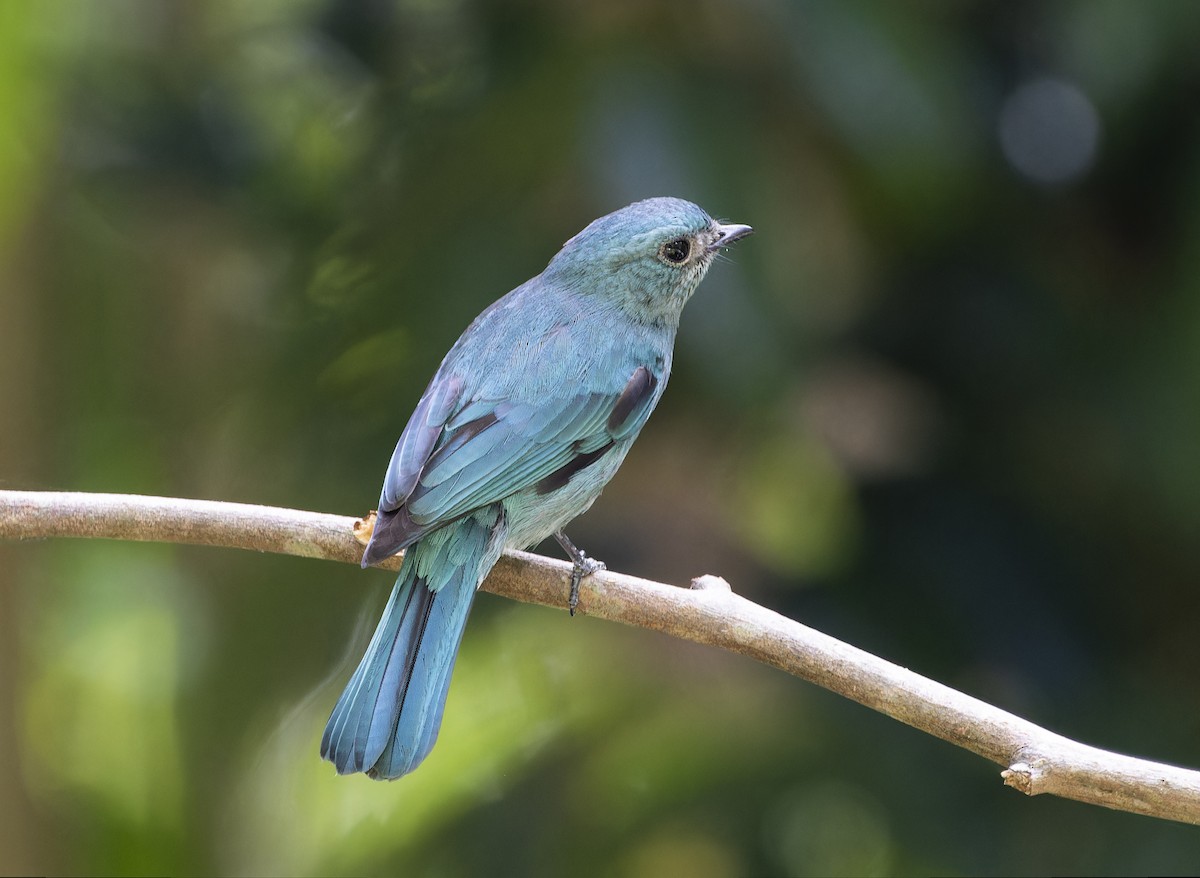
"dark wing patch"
534,441,614,495
608,366,658,437
426,411,499,467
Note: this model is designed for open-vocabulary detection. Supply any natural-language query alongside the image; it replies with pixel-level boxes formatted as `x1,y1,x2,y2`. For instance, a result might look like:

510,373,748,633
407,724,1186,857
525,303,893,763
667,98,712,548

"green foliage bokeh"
4,1,1200,875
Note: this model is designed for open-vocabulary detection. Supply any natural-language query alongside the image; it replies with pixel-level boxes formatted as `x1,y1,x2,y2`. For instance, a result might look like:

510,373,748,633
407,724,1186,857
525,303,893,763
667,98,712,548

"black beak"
708,222,754,251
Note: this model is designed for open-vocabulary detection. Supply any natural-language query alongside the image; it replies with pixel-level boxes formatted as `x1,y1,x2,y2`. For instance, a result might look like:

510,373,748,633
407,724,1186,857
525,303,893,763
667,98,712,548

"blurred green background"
3,0,1200,875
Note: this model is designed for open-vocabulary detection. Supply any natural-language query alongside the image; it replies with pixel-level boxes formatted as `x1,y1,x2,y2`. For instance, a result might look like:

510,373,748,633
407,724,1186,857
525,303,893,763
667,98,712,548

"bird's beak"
708,222,754,252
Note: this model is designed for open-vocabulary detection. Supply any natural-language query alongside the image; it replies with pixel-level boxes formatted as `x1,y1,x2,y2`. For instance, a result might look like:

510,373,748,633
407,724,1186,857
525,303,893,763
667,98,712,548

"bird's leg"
553,530,606,616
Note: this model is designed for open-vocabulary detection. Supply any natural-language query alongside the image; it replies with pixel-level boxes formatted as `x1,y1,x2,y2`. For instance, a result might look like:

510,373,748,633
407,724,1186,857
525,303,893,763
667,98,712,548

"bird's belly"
501,439,635,551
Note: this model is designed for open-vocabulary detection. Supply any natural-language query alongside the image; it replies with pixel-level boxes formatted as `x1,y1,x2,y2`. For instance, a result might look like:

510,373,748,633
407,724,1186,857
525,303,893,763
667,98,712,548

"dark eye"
661,237,690,264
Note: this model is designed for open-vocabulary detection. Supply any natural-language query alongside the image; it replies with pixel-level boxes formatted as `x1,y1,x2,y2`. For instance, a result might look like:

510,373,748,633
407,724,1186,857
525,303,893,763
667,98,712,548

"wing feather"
379,374,465,511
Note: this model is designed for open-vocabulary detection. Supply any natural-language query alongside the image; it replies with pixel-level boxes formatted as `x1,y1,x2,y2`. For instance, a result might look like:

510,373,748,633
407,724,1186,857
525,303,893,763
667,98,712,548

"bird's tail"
320,508,503,780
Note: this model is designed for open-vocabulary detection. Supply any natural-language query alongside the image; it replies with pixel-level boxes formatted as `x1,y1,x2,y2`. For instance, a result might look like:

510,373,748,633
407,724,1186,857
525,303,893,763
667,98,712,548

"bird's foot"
567,554,605,616
554,530,606,616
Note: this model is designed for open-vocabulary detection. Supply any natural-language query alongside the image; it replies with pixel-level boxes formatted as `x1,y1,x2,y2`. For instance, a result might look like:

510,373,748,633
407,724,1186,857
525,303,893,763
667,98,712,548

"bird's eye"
661,237,691,264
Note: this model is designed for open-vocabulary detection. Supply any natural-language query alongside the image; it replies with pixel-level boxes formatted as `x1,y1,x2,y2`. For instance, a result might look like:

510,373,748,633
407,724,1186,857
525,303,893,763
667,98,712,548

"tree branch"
3,489,1198,824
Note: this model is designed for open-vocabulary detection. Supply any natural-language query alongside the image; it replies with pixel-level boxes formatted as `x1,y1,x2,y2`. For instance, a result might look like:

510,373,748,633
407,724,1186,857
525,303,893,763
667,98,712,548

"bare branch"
3,489,1199,824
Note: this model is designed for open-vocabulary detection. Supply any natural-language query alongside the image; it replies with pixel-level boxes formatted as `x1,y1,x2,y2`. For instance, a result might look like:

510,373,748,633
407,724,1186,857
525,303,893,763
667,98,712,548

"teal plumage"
321,197,752,779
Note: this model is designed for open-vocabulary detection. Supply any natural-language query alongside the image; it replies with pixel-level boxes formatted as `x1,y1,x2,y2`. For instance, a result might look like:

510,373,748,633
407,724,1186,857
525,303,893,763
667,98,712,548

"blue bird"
320,197,752,779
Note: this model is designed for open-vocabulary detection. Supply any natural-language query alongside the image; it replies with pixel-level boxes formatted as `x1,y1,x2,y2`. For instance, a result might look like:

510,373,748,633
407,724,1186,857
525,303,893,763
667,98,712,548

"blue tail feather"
321,507,502,779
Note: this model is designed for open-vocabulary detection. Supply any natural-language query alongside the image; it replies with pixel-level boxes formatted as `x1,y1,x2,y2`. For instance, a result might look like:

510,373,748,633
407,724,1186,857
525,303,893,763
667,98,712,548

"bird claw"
554,530,605,616
568,554,605,616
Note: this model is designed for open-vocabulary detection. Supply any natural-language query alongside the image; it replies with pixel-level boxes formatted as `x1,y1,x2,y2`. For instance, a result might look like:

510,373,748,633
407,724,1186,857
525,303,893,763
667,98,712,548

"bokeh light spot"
998,77,1101,185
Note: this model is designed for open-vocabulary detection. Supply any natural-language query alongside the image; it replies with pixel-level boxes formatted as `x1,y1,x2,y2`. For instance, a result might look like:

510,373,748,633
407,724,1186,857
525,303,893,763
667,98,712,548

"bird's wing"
377,373,466,511
363,364,658,562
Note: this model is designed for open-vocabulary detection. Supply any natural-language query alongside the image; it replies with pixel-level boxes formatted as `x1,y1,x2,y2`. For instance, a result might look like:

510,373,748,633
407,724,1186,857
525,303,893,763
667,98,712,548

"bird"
320,196,753,780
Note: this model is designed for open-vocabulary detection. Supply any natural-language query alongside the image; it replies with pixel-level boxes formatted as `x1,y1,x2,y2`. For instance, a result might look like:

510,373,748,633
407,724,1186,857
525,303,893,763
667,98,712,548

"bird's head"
545,197,753,326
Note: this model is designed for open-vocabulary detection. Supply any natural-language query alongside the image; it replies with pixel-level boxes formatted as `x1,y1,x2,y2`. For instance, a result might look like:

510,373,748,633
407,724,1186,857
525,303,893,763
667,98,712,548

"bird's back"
437,274,675,405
